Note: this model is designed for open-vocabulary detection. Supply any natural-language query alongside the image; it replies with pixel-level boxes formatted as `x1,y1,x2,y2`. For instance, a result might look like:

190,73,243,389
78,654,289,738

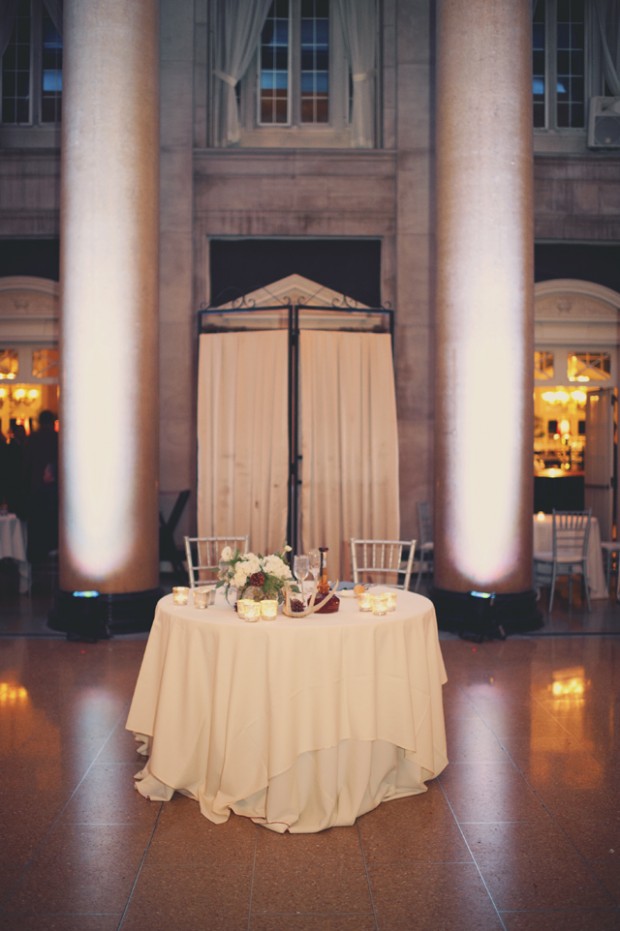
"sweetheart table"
126,589,448,833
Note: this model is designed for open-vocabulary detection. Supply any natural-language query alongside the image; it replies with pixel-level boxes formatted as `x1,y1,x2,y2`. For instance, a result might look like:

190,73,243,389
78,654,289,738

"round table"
0,513,30,594
126,589,448,833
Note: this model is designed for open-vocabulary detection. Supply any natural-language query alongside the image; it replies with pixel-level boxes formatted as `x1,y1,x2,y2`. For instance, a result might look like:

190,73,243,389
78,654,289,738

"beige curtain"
299,331,400,580
197,331,289,555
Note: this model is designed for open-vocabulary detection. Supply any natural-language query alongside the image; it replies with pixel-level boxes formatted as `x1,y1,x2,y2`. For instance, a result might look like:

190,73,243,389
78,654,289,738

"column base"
48,588,163,640
430,587,543,640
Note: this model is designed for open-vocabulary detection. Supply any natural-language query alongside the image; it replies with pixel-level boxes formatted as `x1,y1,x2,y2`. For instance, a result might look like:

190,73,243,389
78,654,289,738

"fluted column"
434,1,534,600
58,0,159,599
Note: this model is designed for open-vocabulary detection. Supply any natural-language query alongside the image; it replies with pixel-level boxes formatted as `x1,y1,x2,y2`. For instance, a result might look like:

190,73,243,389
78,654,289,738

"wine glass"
308,549,321,590
293,554,310,600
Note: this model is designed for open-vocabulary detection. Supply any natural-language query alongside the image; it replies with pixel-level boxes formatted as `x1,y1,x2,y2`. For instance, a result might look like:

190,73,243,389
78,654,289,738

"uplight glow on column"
62,278,138,578
435,0,534,594
59,0,159,592
444,268,528,586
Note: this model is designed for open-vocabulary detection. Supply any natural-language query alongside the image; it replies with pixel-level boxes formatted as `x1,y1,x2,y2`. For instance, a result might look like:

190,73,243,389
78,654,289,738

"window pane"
567,352,611,382
532,1,546,128
555,0,584,129
1,0,31,125
534,351,555,381
32,348,59,379
41,8,62,122
0,349,19,380
300,0,329,124
259,1,290,125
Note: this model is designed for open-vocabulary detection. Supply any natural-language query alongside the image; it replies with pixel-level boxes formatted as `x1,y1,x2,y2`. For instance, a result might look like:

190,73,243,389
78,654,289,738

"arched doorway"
534,279,620,540
0,276,59,438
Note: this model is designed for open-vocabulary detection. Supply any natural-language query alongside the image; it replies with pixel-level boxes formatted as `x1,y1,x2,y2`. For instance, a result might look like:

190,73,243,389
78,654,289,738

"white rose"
220,546,232,562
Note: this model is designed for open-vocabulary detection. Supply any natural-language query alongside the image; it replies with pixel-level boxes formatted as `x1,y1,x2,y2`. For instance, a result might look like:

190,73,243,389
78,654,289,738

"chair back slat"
184,535,249,588
350,538,416,590
417,501,433,547
552,510,591,561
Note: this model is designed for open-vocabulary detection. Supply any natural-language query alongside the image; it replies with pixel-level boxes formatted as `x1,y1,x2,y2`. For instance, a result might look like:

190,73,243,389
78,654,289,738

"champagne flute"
293,554,310,601
308,549,321,591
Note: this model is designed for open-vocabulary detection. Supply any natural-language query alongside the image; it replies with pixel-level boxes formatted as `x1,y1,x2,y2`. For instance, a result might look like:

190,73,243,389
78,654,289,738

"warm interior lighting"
0,682,29,704
10,386,40,406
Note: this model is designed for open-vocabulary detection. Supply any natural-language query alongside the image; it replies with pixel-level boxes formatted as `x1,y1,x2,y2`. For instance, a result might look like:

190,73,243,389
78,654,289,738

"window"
533,0,586,131
534,351,555,381
224,0,378,148
567,351,611,382
259,0,330,127
1,0,62,128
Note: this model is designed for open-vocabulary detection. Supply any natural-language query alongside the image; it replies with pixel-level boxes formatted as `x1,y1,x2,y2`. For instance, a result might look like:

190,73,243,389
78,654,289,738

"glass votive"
384,591,397,612
358,591,373,612
370,594,388,616
193,587,209,609
237,598,251,619
243,601,261,623
260,599,278,620
172,586,189,605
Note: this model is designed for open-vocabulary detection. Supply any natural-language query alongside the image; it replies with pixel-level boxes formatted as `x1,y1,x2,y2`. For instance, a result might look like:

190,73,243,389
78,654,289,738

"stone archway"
0,276,59,435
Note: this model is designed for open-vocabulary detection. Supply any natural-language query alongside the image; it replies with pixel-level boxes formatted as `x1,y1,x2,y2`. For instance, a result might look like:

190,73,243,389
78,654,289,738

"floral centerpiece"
217,544,296,604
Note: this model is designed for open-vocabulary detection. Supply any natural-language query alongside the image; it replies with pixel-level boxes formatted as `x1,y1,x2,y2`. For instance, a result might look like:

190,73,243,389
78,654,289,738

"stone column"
434,1,535,619
57,0,159,618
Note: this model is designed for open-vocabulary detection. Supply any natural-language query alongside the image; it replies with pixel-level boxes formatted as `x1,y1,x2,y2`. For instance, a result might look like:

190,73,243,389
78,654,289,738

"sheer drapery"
197,331,289,554
0,0,18,57
594,0,620,95
1,0,62,58
299,331,400,580
43,0,63,35
212,0,272,147
334,0,377,148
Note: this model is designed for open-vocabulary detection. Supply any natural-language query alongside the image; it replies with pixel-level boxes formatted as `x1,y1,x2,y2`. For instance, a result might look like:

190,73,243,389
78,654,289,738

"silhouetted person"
25,410,59,564
3,424,28,519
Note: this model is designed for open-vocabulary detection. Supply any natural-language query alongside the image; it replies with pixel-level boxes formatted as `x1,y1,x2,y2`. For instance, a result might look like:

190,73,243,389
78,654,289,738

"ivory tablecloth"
533,514,607,599
126,589,448,833
0,513,30,593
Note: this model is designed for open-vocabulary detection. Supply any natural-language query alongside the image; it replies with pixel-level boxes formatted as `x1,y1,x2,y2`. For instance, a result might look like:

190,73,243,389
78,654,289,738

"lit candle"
384,591,397,611
370,594,388,616
237,598,251,619
260,599,278,620
358,591,373,612
193,587,209,609
536,511,546,522
172,586,189,605
243,601,261,622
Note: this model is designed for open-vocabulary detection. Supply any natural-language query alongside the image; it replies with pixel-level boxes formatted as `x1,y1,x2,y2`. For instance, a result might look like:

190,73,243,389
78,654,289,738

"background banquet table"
533,513,607,599
0,513,30,593
126,588,448,833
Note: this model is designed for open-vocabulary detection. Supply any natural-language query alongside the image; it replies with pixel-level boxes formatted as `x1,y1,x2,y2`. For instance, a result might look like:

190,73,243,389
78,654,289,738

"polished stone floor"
0,566,619,930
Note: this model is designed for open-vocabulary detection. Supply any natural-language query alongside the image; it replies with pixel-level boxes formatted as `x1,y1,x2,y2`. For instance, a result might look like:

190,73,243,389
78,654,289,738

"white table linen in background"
126,589,448,833
0,514,30,593
533,513,608,599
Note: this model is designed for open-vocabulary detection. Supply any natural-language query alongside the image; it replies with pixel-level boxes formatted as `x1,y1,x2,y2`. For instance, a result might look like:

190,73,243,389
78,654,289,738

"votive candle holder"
260,599,278,620
370,594,388,616
358,591,373,612
193,587,209,609
243,601,261,622
237,598,252,619
172,586,189,605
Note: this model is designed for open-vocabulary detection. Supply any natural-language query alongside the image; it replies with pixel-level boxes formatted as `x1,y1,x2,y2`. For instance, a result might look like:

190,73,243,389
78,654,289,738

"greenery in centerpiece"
217,544,296,603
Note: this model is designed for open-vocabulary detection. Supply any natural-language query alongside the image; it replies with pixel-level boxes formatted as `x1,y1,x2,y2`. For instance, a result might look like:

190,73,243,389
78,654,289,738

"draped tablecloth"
0,513,30,593
533,513,608,599
126,589,448,833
